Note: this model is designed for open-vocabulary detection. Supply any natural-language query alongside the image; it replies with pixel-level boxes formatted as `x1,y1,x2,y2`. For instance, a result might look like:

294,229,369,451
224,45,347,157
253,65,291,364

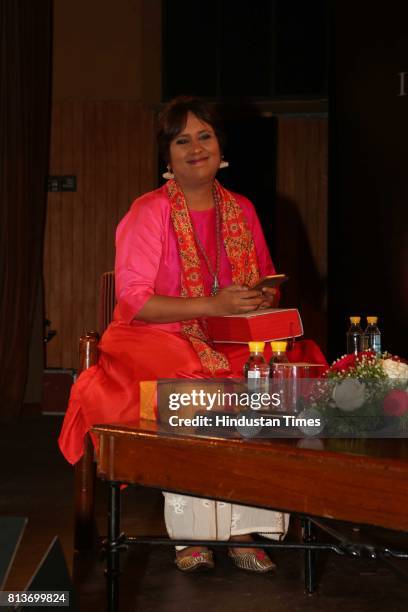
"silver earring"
219,158,229,169
162,165,174,180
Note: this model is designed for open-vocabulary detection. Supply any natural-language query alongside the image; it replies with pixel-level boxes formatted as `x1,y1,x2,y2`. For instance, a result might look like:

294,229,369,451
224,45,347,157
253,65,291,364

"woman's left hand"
258,287,279,309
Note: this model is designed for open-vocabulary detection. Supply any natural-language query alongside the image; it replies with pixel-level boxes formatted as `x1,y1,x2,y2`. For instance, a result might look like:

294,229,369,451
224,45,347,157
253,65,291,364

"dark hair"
157,96,225,165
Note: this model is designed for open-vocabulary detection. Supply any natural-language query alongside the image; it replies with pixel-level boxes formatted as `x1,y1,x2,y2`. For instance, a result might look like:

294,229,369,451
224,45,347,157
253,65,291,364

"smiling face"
168,112,221,189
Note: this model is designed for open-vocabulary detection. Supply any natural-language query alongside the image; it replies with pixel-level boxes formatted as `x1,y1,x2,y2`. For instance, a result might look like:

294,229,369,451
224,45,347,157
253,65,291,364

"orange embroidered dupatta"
167,179,260,375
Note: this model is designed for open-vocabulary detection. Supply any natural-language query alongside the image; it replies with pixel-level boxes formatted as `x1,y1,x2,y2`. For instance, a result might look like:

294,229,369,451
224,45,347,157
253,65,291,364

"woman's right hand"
136,286,263,323
209,285,264,316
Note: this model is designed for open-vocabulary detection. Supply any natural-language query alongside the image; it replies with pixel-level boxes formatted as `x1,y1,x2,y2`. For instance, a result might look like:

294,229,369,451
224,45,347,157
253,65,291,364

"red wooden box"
206,308,303,343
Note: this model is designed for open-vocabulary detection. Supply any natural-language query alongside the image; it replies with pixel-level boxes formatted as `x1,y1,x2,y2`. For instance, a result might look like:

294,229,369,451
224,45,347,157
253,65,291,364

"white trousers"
163,492,289,550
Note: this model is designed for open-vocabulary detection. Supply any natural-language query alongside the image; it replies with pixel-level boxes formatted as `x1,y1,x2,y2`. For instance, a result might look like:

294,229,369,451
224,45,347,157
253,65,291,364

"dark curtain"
0,0,52,419
329,3,408,358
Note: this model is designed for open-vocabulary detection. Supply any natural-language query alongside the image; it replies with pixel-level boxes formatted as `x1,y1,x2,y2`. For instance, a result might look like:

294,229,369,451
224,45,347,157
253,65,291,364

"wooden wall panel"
44,101,156,368
276,117,328,351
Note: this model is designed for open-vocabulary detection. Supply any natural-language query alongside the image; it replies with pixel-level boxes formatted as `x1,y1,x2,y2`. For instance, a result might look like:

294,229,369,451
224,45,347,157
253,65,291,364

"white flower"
296,407,325,436
381,358,408,380
332,379,366,411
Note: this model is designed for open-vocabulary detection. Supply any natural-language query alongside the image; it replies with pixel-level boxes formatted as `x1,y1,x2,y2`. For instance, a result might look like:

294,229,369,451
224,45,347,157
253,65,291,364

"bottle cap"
248,341,265,353
270,341,288,352
349,316,361,324
366,316,378,324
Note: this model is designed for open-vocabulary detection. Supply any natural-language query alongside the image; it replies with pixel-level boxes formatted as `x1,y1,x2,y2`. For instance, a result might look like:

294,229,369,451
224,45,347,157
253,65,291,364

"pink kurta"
114,185,275,327
59,185,326,464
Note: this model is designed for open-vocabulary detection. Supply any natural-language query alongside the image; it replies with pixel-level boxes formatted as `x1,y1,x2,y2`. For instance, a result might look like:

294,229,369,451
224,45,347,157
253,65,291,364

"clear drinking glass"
271,363,323,414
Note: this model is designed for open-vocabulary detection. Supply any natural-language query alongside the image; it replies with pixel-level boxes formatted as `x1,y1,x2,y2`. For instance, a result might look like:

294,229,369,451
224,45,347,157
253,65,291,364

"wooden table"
91,420,408,610
93,420,408,530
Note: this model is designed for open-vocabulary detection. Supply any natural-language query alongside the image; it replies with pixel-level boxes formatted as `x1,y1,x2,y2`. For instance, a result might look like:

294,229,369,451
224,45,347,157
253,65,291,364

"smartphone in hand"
252,274,288,292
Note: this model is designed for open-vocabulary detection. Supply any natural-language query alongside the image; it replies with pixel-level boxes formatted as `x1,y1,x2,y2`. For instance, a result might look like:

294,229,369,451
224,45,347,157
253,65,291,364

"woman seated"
59,96,326,573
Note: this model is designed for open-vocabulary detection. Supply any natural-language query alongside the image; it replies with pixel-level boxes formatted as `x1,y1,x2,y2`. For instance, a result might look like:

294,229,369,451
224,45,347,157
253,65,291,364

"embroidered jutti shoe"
175,548,215,572
228,548,276,573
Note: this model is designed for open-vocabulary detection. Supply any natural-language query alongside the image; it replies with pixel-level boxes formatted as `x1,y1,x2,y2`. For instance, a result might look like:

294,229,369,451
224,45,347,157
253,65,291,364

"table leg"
303,518,317,594
106,482,121,612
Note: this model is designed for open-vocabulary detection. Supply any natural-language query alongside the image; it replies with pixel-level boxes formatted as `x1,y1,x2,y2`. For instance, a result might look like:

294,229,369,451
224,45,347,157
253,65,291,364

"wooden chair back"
98,270,116,334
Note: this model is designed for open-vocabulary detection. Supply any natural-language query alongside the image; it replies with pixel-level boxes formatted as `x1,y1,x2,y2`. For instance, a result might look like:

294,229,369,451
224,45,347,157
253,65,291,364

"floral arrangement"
308,351,408,435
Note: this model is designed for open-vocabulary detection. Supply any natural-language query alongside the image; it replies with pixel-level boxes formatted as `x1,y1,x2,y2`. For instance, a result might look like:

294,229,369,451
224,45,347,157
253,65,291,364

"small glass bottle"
346,316,363,355
244,341,270,392
269,341,289,412
269,341,289,367
364,316,381,353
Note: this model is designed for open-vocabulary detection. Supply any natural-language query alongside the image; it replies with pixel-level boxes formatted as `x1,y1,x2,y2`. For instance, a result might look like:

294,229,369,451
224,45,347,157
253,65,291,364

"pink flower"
383,390,408,416
329,351,376,374
330,354,356,372
390,355,408,364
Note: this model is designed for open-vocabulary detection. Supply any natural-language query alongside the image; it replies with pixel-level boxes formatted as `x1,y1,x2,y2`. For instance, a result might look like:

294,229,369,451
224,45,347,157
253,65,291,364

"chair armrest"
74,330,99,551
78,331,100,374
